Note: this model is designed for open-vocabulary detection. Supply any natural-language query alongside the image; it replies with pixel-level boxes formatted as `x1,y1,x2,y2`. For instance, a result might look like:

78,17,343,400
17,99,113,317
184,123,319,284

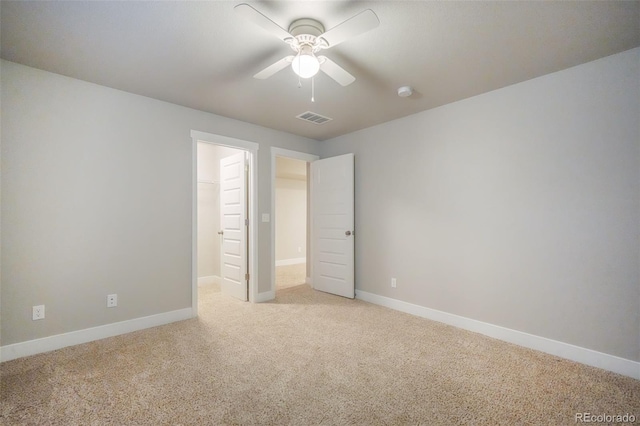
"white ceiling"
2,1,638,141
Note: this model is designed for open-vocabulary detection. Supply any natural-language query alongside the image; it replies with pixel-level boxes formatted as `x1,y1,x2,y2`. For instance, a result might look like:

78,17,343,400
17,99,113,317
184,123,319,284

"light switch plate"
261,213,270,222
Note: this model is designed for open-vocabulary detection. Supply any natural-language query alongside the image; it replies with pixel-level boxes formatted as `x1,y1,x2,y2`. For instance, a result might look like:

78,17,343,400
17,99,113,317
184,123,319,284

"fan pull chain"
311,77,315,102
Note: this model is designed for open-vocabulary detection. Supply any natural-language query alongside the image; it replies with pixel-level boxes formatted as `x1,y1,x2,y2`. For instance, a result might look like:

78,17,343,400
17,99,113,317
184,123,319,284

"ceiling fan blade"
318,9,379,48
254,56,295,79
318,56,355,86
234,3,293,42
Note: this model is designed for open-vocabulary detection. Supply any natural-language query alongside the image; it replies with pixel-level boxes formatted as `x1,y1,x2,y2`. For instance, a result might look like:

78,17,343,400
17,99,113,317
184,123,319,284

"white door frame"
191,130,259,316
271,147,319,295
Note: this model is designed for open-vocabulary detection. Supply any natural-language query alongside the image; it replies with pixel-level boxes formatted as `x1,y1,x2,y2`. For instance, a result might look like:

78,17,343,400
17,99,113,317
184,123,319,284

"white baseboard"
198,275,220,286
275,258,306,266
355,290,640,380
0,308,194,363
255,290,275,303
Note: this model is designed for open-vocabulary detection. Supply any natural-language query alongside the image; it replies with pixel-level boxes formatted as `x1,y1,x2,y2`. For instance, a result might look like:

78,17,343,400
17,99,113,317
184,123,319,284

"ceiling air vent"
296,111,333,125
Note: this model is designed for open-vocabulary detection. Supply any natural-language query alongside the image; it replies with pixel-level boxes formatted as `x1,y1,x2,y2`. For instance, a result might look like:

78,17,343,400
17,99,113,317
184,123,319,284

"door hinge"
245,218,249,226
245,273,250,281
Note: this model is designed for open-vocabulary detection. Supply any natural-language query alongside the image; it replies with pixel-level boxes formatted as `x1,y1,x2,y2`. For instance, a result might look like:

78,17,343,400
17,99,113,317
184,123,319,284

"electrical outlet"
107,294,118,308
32,305,45,320
391,278,397,288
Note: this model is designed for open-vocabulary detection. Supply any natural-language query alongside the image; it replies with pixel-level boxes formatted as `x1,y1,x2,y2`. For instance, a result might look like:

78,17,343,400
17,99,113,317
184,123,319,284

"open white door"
220,152,248,301
311,153,355,298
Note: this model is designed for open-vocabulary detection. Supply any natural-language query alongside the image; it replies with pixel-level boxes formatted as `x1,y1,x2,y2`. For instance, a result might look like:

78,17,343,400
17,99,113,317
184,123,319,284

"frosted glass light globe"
292,52,320,79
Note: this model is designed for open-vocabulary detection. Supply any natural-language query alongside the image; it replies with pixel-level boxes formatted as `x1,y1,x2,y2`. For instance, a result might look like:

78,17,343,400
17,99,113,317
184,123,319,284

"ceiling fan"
234,3,380,87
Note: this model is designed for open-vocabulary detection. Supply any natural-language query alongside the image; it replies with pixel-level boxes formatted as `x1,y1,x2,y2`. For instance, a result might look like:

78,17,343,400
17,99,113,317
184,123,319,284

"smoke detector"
397,86,413,98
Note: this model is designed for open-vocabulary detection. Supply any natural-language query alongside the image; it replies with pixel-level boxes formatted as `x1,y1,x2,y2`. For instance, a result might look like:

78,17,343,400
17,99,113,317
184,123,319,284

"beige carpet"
276,263,307,290
2,284,639,425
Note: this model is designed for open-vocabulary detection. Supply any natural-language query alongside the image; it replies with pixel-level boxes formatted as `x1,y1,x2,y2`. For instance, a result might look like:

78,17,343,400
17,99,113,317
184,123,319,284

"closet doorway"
191,131,258,315
271,148,319,294
196,142,246,300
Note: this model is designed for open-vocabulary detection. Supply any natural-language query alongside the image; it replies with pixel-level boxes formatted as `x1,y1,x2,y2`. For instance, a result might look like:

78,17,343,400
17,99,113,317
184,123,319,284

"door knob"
345,230,352,236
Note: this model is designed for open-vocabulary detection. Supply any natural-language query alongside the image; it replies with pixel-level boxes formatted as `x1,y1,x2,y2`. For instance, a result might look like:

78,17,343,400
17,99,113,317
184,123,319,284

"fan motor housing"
288,18,325,37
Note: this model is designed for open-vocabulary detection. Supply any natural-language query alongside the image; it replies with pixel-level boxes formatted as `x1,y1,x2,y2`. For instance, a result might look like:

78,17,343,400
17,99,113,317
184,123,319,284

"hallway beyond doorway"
276,263,306,290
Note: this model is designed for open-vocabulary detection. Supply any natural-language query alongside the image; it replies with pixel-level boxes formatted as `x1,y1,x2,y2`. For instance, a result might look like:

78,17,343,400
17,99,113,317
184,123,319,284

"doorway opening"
191,131,259,316
275,156,308,291
270,148,319,295
196,143,245,297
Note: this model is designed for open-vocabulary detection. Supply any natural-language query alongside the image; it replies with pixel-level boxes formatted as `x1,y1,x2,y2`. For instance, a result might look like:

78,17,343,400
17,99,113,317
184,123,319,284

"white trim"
270,147,319,299
0,308,193,362
275,257,306,266
248,148,259,303
255,290,276,303
197,275,220,286
192,137,198,316
191,131,259,308
355,290,640,380
306,276,312,287
191,131,259,152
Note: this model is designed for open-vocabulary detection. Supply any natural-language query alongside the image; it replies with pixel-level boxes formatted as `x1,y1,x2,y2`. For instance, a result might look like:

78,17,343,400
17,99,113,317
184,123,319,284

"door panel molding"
220,152,248,301
311,153,355,299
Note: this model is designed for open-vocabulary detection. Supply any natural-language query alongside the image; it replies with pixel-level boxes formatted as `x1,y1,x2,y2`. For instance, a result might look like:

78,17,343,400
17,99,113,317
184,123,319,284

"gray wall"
1,60,319,346
319,48,640,361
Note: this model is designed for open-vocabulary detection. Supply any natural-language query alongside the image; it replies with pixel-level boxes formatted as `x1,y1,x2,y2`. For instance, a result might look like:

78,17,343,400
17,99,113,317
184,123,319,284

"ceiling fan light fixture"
292,47,320,79
235,4,379,85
